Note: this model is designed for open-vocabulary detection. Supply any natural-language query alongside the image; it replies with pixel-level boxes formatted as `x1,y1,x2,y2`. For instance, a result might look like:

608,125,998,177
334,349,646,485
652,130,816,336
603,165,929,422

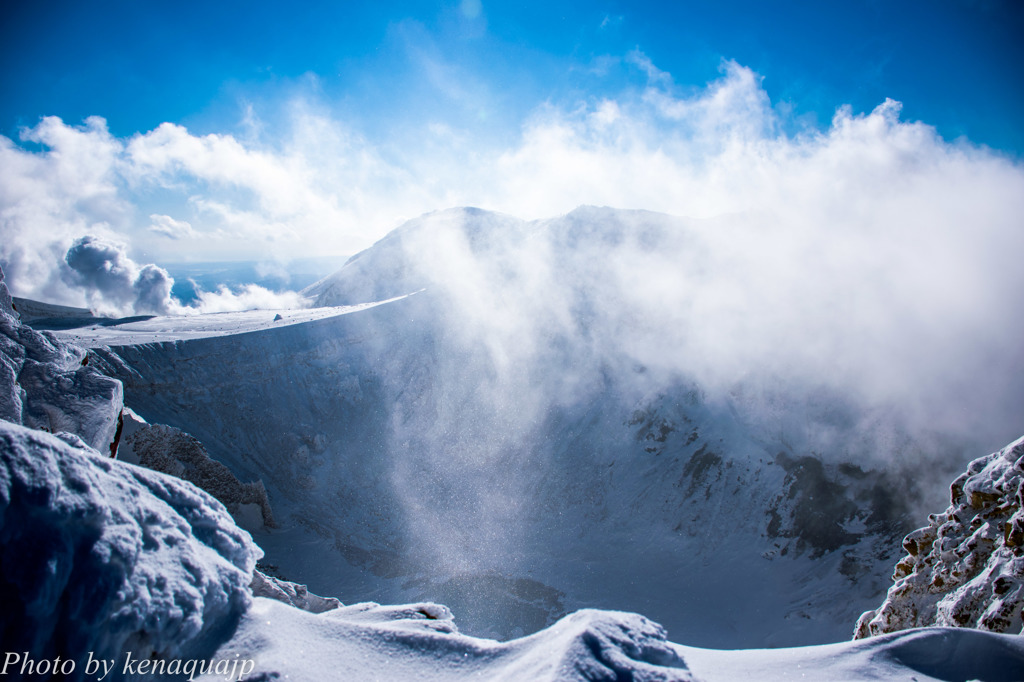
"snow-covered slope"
857,434,1024,637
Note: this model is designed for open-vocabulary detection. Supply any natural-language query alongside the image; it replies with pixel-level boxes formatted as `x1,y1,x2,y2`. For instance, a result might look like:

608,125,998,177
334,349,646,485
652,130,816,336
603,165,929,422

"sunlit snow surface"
201,597,1024,682
0,421,259,669
45,295,412,348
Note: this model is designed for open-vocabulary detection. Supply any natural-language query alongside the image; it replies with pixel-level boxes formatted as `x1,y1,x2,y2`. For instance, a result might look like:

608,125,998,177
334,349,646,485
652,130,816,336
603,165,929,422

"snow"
683,627,1024,682
0,420,260,676
199,597,1024,681
42,295,413,349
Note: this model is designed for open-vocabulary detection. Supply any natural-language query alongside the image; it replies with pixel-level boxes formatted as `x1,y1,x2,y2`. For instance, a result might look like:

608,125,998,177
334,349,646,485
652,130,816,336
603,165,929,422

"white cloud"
148,214,196,239
0,117,131,305
62,235,177,316
626,48,672,85
189,284,310,314
0,57,1020,412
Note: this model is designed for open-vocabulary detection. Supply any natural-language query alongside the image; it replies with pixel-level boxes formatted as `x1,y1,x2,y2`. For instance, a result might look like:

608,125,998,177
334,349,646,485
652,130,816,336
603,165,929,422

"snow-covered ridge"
121,420,277,531
856,434,1024,638
250,569,341,614
205,596,1024,681
39,294,413,349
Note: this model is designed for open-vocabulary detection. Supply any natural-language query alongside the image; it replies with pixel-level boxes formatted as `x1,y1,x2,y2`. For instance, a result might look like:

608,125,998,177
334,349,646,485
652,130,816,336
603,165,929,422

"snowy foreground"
3,422,1023,682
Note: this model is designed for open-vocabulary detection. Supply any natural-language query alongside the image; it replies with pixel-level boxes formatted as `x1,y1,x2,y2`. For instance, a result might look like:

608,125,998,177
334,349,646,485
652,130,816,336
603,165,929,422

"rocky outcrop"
855,435,1024,638
0,265,123,453
123,422,277,530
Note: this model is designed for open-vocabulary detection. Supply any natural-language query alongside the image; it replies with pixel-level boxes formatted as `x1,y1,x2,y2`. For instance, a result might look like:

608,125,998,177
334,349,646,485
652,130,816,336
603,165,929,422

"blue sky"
1,0,1023,308
3,0,1021,151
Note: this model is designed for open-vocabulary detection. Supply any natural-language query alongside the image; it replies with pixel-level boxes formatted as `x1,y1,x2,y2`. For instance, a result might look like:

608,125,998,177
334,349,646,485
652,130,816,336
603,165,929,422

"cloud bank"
56,234,308,316
0,57,1021,323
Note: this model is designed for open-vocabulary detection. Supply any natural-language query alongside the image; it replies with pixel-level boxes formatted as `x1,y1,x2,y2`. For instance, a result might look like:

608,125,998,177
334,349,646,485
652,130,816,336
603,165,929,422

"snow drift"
201,596,1024,682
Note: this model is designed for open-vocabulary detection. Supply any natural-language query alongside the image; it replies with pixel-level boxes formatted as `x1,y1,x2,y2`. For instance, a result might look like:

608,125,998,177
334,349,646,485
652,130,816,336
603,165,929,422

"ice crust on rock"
251,568,341,613
0,265,123,454
856,434,1024,638
0,420,260,678
0,266,16,319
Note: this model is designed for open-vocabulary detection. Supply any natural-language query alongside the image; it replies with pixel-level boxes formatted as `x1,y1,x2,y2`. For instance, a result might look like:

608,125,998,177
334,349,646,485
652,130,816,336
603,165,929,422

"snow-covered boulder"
0,265,123,454
0,421,260,678
855,434,1024,638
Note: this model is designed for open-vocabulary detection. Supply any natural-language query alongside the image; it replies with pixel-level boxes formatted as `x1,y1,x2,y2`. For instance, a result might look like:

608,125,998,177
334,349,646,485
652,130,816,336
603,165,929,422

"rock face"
122,422,276,530
855,435,1024,638
0,421,260,677
0,264,123,454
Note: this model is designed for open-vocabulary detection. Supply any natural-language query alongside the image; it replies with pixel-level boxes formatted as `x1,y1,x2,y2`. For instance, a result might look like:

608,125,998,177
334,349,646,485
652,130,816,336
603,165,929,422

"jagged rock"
251,569,341,613
855,435,1024,638
0,265,16,319
0,265,123,453
123,422,277,530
